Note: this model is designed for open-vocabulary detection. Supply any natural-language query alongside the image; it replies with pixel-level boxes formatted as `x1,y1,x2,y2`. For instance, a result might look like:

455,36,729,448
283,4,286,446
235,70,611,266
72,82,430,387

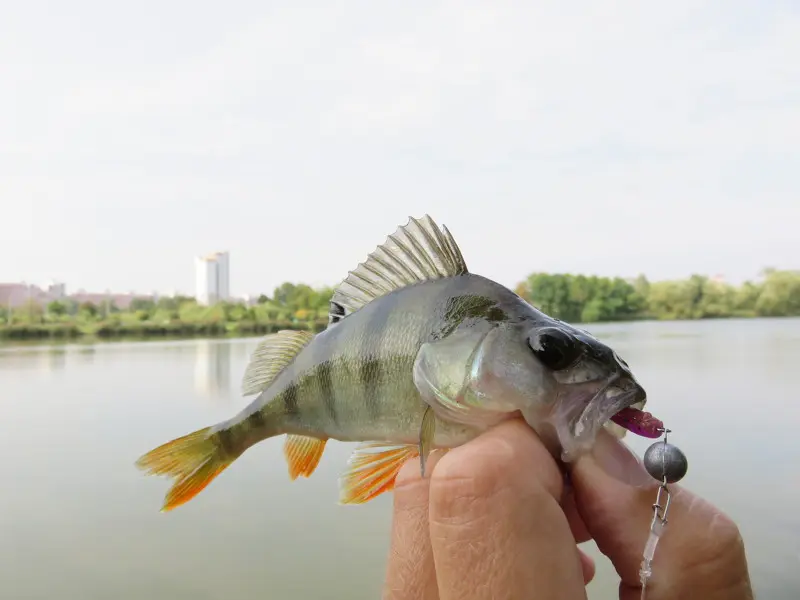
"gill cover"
412,326,535,428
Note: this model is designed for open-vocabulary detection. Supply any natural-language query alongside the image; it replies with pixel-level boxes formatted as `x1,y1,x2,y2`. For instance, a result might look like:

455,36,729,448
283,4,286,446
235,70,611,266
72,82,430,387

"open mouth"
602,384,664,439
551,379,665,461
575,383,664,440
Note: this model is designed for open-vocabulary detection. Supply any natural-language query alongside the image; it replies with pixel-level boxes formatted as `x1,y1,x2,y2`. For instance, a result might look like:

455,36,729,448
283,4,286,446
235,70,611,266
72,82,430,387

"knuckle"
675,498,749,586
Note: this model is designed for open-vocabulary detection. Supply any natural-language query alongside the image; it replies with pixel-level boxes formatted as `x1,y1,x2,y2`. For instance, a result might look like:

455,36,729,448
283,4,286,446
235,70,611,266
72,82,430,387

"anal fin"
284,435,328,480
339,442,419,505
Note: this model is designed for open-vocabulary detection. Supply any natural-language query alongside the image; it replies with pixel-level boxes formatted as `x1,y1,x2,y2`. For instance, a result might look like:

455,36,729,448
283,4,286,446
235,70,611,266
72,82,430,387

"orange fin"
338,442,419,505
135,426,234,512
284,435,328,480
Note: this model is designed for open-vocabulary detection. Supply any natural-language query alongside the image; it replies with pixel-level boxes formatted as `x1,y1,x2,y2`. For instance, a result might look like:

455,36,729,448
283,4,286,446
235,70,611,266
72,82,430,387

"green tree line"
1,270,798,342
0,282,334,341
515,268,800,322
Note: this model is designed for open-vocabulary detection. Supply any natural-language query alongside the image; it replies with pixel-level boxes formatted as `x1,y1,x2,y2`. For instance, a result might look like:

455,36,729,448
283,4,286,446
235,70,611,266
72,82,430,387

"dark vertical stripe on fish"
216,427,237,457
317,360,338,425
246,409,266,431
361,293,400,419
359,357,382,421
283,382,299,416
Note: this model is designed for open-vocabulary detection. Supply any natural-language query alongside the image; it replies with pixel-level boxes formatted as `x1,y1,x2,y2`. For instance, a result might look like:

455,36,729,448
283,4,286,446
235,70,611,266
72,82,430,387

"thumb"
569,429,753,600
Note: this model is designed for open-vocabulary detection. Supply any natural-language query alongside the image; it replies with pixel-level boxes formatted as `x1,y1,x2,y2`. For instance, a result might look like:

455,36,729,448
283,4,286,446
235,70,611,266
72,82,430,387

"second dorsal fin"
241,329,315,396
328,215,468,323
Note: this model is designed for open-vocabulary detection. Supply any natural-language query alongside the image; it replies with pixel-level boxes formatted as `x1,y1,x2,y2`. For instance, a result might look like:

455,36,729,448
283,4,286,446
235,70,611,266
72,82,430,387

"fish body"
136,216,662,511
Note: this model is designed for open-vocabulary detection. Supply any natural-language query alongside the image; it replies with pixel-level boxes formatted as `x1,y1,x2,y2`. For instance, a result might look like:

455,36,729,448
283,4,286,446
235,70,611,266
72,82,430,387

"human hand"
383,419,595,600
382,419,754,600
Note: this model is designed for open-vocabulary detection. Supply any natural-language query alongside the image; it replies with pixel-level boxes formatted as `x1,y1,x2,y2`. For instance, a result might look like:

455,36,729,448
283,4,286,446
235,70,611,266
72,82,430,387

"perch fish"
136,215,662,511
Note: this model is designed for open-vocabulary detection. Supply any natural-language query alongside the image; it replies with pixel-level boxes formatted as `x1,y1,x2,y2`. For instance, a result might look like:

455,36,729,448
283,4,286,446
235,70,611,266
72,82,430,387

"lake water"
1,318,798,599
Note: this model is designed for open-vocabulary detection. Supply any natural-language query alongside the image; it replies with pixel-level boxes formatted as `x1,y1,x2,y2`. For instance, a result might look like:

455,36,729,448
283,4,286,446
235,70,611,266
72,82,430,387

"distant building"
0,280,157,311
47,281,66,299
70,290,153,310
0,283,53,309
195,251,230,305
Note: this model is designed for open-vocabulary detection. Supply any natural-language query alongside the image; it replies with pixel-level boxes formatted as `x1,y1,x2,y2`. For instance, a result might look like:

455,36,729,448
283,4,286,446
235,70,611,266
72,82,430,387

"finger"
383,451,445,600
562,487,592,544
578,548,596,585
570,429,753,600
428,419,587,600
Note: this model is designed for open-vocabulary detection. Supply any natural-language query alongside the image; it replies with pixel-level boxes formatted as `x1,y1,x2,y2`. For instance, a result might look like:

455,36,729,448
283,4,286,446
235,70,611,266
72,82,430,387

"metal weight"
643,441,688,484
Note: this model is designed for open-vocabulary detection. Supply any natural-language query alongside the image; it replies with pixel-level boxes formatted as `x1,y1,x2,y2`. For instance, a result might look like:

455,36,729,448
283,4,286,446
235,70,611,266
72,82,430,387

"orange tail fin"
135,426,234,512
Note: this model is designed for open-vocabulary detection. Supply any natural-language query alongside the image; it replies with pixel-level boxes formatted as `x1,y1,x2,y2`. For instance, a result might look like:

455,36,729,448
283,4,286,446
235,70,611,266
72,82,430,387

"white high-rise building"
194,251,230,305
215,251,230,301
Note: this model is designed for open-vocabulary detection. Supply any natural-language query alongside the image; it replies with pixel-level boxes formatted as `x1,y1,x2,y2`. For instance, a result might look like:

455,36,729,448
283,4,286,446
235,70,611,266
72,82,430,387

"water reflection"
75,346,97,364
45,347,67,371
193,340,233,401
0,345,71,373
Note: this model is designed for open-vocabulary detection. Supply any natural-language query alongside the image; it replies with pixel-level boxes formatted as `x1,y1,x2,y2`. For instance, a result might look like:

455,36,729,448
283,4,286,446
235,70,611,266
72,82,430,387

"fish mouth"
572,378,663,442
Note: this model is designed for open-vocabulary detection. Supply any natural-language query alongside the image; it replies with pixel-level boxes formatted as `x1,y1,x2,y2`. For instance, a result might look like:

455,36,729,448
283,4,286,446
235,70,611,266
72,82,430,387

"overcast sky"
2,1,798,297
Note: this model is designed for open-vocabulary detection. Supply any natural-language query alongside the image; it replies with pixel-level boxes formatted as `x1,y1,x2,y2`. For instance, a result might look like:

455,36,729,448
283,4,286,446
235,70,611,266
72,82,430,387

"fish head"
461,318,660,462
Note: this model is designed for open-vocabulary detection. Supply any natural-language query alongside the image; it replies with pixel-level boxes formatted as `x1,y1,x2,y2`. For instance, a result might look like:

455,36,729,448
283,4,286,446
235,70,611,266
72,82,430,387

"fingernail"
592,430,653,487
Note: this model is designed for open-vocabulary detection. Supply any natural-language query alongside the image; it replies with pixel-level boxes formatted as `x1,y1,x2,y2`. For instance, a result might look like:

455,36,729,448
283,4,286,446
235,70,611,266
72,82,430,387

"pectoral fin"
338,442,419,505
419,406,436,478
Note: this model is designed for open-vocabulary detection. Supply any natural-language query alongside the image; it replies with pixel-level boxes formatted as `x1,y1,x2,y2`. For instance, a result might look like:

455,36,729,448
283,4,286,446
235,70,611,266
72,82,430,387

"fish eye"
527,327,582,371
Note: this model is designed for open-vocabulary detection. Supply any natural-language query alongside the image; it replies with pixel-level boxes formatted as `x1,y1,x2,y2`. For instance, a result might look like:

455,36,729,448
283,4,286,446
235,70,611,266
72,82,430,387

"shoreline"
0,319,328,344
2,315,796,347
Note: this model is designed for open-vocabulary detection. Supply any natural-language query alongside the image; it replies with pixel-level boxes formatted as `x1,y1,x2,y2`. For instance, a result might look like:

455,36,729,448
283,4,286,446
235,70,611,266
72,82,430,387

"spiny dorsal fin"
241,329,314,396
329,215,469,321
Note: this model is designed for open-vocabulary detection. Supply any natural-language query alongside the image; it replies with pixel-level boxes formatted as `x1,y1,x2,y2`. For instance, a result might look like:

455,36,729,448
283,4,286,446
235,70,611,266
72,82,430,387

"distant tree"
156,297,179,312
755,269,800,316
16,300,44,323
633,274,650,299
735,281,761,314
130,298,156,312
520,273,644,323
47,300,68,317
272,283,299,307
79,302,99,319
